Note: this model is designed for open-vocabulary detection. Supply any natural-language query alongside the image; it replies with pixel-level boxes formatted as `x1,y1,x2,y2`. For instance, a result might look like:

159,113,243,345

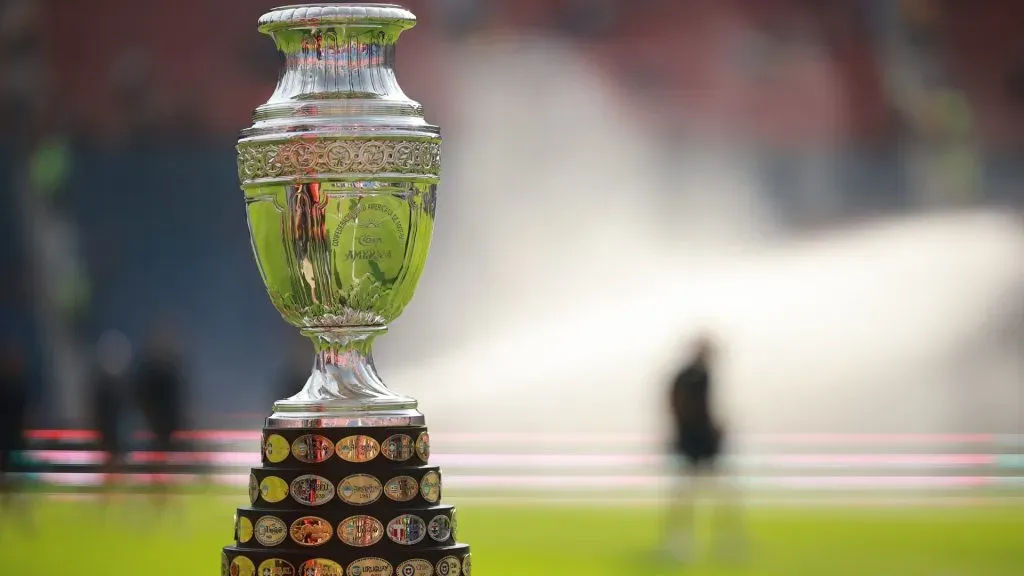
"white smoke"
378,37,1024,438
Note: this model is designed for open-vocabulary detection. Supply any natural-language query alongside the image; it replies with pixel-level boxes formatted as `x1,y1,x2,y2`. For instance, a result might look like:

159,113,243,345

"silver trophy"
238,4,439,428
225,8,469,575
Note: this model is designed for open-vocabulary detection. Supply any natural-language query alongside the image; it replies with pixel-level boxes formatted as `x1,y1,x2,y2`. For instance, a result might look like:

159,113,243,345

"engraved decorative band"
235,508,457,548
263,429,430,465
237,138,441,183
249,468,442,507
223,548,471,576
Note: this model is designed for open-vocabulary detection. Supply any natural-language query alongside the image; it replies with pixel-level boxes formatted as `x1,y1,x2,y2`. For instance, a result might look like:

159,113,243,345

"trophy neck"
267,326,424,429
246,4,431,133
270,27,406,102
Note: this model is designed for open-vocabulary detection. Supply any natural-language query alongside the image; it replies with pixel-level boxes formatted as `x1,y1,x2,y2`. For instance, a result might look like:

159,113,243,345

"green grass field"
1,495,1021,575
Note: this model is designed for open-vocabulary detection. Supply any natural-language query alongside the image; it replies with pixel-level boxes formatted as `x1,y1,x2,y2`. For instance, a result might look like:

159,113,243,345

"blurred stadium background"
1,0,1022,574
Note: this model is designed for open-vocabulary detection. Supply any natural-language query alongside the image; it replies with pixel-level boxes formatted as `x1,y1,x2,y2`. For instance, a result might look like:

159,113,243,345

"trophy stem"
266,327,424,428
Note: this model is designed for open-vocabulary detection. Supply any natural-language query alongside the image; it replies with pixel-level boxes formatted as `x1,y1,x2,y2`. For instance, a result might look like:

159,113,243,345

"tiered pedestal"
222,425,471,576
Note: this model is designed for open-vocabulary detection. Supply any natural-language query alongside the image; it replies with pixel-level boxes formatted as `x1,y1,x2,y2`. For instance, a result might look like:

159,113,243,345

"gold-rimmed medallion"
290,474,335,506
338,474,383,506
337,515,385,547
230,556,255,576
237,515,253,544
387,514,427,545
346,558,392,576
415,432,430,462
381,434,414,461
292,434,335,464
259,476,289,503
258,559,295,576
290,516,333,547
396,559,433,576
264,434,290,463
435,556,460,576
384,475,418,502
299,559,343,576
420,471,440,503
336,435,380,463
254,515,287,547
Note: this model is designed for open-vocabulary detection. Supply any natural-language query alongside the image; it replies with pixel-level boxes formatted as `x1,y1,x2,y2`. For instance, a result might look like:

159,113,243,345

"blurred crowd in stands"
0,0,1022,442
2,0,1022,151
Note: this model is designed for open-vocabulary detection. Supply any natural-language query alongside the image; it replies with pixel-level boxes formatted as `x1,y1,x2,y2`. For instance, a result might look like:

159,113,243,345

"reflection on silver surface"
238,5,439,427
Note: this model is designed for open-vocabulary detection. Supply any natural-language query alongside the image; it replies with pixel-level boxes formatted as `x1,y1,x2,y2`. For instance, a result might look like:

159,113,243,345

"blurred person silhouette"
135,318,187,499
0,340,30,520
660,333,746,563
90,330,132,495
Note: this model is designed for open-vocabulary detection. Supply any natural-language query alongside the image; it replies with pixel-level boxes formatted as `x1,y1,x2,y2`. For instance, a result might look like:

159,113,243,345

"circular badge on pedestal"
221,552,229,576
230,556,256,576
396,559,433,576
290,474,335,506
415,432,430,462
290,516,333,546
450,508,458,539
427,515,451,542
292,434,335,464
383,475,418,502
387,514,427,545
254,515,288,547
338,515,385,547
260,476,289,503
420,471,440,503
258,559,295,576
248,473,260,505
336,435,381,463
435,556,460,576
264,434,290,463
299,558,344,576
238,515,254,544
338,474,383,506
381,434,414,461
462,554,471,576
346,557,392,576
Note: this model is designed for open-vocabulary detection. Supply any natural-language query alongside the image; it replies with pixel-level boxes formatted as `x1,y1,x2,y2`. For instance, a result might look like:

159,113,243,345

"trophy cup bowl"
237,4,440,426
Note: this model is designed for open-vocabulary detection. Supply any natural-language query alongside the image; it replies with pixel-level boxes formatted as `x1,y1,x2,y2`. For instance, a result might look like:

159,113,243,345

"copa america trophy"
222,5,470,575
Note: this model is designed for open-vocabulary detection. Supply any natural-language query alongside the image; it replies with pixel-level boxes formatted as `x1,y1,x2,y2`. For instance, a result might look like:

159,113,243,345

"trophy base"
224,413,471,576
